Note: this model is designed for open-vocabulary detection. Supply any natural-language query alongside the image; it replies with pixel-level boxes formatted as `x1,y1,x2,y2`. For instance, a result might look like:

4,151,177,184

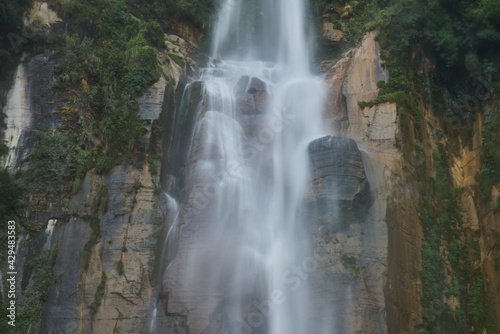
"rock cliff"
2,4,498,332
1,28,197,332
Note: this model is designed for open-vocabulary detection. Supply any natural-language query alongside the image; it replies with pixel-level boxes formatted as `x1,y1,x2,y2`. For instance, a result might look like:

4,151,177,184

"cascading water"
151,0,339,333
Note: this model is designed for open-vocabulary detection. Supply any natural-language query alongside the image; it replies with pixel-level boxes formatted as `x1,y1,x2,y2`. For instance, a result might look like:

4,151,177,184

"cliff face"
325,28,500,333
324,31,413,333
1,28,412,334
1,54,64,169
2,5,499,334
152,30,397,334
1,28,197,332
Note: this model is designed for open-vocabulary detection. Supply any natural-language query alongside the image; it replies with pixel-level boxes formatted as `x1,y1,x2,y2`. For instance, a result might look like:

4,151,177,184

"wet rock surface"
308,135,368,202
235,76,269,115
3,36,193,333
1,54,64,168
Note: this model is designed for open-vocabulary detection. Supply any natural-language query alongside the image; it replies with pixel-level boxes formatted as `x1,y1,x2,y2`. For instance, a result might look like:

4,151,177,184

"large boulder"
308,135,368,202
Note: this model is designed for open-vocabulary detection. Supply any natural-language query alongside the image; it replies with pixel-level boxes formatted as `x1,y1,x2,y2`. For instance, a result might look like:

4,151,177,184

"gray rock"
308,135,368,202
234,76,269,115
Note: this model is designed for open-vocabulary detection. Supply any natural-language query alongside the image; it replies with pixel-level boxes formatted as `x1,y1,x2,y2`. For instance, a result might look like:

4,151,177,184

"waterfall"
152,0,335,333
1,63,31,168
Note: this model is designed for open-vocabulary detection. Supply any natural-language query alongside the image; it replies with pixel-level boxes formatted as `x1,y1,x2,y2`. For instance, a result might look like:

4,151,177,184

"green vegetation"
148,157,159,176
1,0,170,212
476,110,500,199
89,271,107,317
92,184,109,213
417,147,493,333
340,254,357,267
117,259,125,275
326,3,500,329
0,169,25,331
0,168,24,222
311,0,378,46
23,131,91,193
129,0,222,27
168,53,186,68
11,247,57,333
79,215,101,270
0,0,34,73
50,1,163,175
369,0,500,80
340,253,360,280
468,269,492,332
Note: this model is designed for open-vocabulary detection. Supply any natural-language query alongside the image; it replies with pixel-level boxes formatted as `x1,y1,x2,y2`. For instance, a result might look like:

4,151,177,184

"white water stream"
151,0,335,332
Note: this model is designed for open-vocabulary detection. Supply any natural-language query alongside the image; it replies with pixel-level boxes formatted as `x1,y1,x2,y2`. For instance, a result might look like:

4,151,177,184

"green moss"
117,260,125,276
148,158,158,176
358,91,406,109
167,38,181,46
89,271,107,317
25,131,91,193
50,1,163,175
340,254,360,280
467,269,494,333
0,0,35,74
341,254,357,267
130,0,222,27
476,111,500,200
80,215,101,270
142,21,165,48
416,145,482,332
445,279,460,297
168,53,186,68
0,168,24,224
413,141,497,333
420,242,444,309
12,247,57,333
92,184,109,213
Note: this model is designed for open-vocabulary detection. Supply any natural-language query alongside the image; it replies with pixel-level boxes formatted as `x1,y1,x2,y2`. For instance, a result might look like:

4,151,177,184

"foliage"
415,145,492,332
0,0,34,73
432,148,461,234
339,253,360,280
89,271,107,317
128,0,222,27
13,247,57,333
53,0,162,174
311,0,389,54
80,215,101,270
467,269,494,333
0,169,24,317
148,157,158,176
0,168,24,222
350,7,500,331
420,241,444,308
168,53,186,68
117,260,125,275
142,21,165,48
24,131,91,193
340,254,357,267
476,111,500,199
92,184,109,213
373,0,500,80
